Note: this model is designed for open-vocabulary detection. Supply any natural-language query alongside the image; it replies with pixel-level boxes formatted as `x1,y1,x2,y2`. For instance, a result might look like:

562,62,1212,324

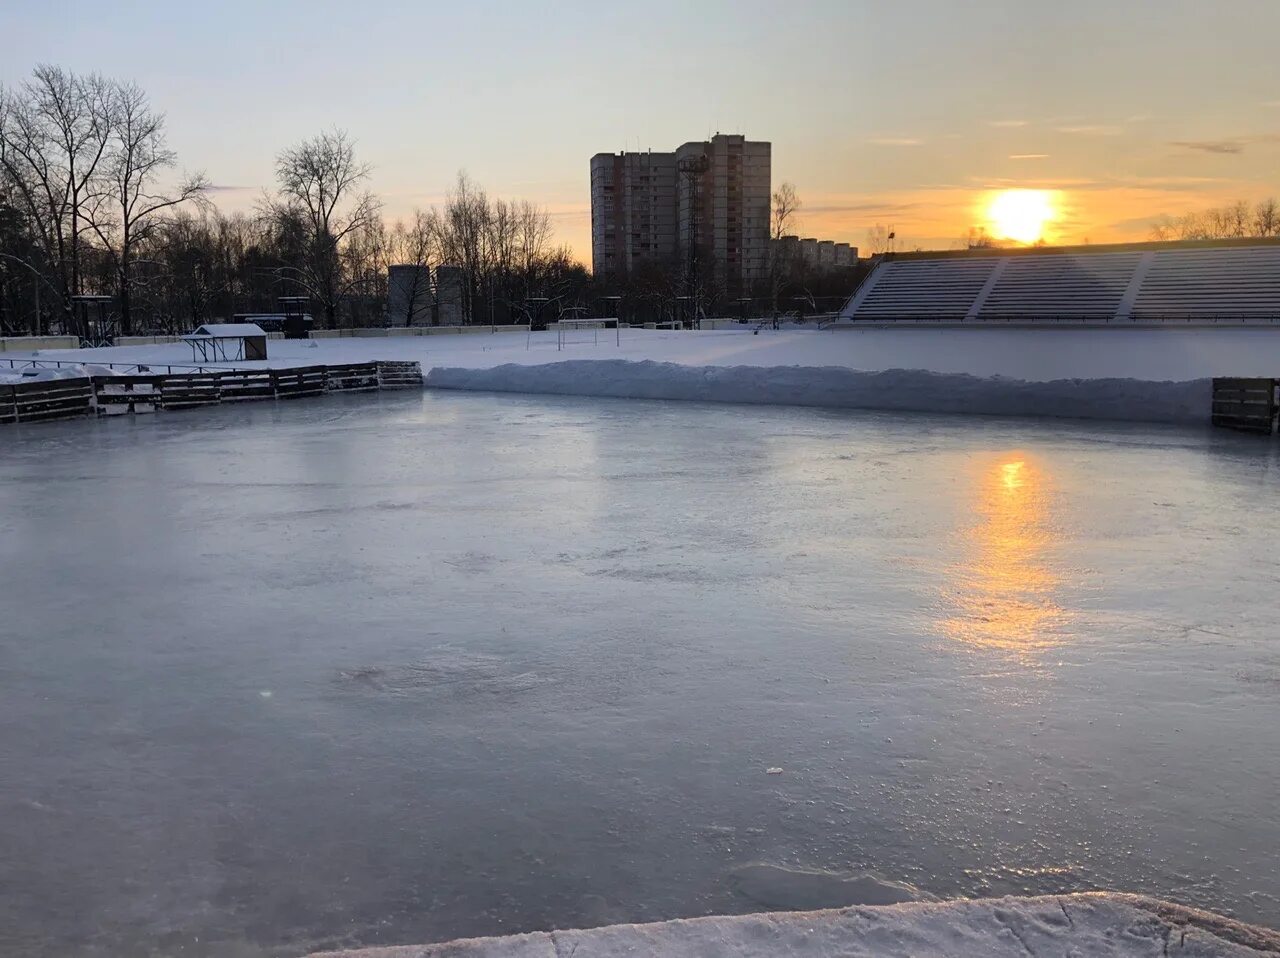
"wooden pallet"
1,377,93,423
377,360,424,388
94,376,163,415
217,369,275,401
158,373,222,410
326,362,381,392
271,366,327,398
1211,378,1277,434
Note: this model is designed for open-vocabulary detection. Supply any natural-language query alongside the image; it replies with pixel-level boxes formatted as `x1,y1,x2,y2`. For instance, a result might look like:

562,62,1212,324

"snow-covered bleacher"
1132,246,1280,320
848,258,997,321
841,243,1280,324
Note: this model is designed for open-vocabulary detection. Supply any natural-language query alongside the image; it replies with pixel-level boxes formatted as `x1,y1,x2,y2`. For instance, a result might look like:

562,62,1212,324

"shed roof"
187,323,267,338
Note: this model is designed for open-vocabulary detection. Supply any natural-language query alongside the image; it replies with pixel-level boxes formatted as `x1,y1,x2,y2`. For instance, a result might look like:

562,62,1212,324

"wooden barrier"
9,360,423,425
1211,378,1278,434
377,360,425,388
158,373,222,409
325,362,380,392
94,376,163,414
270,366,327,399
0,376,93,423
216,369,275,402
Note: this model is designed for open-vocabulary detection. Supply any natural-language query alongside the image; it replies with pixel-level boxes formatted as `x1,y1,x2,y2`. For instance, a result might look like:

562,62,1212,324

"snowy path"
307,894,1280,957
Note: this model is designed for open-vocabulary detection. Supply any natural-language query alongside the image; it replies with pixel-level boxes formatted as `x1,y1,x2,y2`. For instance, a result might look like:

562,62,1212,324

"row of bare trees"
0,65,587,337
389,173,580,327
1150,199,1280,242
0,65,208,334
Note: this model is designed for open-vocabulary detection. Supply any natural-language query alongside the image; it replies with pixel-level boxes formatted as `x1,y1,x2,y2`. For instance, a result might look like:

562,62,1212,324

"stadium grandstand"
838,238,1280,325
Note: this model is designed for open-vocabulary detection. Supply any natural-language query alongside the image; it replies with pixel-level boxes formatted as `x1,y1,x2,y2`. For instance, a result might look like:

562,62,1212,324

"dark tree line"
0,65,590,336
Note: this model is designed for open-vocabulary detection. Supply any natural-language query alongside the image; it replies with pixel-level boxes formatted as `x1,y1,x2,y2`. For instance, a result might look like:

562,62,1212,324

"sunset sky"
4,0,1278,260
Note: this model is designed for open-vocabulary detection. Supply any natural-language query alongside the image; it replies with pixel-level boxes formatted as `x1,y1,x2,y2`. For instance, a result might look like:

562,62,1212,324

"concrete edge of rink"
305,892,1280,957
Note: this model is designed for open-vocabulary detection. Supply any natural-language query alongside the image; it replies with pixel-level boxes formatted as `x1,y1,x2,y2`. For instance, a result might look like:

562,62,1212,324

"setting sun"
986,189,1058,245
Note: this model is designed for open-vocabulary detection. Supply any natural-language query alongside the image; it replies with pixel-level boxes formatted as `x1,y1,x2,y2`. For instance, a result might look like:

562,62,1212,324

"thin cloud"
1171,139,1244,154
1170,132,1280,154
868,136,924,147
1008,153,1049,160
1056,124,1123,136
988,119,1028,128
804,201,921,215
206,184,255,193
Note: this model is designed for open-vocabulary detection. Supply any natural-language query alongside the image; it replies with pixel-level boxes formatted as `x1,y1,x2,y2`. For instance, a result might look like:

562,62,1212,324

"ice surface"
2,393,1279,957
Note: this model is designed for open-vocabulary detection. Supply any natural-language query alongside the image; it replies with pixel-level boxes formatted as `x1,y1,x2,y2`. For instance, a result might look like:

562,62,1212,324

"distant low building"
435,265,466,326
779,236,857,273
387,265,433,326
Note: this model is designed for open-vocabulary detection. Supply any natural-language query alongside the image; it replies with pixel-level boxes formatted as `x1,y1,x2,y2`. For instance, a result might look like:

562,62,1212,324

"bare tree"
264,129,380,327
87,81,208,333
771,182,801,242
1253,199,1279,237
767,182,802,315
438,171,489,323
865,223,896,255
0,65,114,327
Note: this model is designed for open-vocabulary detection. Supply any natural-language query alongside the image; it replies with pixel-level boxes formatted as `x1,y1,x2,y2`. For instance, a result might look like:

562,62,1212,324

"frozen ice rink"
2,391,1278,956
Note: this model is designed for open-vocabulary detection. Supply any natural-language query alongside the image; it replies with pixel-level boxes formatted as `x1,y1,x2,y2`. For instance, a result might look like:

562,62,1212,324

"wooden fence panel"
1,377,93,423
326,362,380,392
158,373,222,410
377,361,424,388
1211,378,1277,434
94,376,163,415
271,366,327,398
217,369,275,401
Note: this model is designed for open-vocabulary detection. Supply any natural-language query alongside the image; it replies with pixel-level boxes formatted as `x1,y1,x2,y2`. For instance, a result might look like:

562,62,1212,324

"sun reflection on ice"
939,454,1070,654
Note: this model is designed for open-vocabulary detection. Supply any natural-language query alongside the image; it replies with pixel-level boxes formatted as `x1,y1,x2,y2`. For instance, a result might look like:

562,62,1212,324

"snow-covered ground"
306,894,1280,957
7,325,1280,380
5,325,1280,423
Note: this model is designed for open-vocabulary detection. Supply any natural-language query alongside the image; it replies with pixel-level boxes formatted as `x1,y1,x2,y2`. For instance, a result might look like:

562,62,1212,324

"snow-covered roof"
186,323,267,338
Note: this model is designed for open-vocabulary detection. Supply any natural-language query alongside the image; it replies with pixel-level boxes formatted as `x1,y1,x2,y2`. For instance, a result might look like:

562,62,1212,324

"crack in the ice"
994,910,1037,957
1059,901,1074,929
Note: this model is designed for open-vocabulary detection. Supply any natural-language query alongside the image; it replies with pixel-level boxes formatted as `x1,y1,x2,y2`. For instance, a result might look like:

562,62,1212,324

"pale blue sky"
4,0,1278,256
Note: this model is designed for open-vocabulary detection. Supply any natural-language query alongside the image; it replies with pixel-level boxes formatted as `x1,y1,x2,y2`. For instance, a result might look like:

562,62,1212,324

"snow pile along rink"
307,893,1280,957
426,360,1211,425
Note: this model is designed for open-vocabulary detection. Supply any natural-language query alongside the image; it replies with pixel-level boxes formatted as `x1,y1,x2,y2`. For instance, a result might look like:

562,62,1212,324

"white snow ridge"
426,360,1211,425
306,893,1280,957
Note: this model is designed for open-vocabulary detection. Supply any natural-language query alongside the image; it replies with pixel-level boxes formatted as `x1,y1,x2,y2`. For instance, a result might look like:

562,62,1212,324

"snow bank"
306,893,1280,957
426,360,1212,425
0,364,107,385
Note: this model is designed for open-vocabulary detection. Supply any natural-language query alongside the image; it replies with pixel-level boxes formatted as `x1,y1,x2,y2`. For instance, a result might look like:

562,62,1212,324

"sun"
986,189,1057,245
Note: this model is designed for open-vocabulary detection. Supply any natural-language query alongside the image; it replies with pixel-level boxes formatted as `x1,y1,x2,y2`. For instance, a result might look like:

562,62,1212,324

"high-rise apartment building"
589,150,678,277
590,134,771,299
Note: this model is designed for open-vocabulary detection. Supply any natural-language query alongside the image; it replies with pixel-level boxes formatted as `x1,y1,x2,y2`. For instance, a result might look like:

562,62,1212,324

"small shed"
182,323,268,362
